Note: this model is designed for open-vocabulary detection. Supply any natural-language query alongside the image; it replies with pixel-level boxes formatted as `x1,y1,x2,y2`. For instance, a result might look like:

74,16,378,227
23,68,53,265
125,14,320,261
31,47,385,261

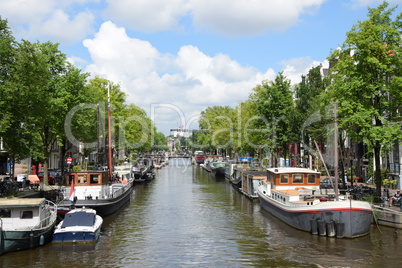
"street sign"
67,157,72,164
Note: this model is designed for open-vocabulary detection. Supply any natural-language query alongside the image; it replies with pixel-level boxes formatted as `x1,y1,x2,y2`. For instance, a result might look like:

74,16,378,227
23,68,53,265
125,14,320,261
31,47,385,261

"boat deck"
276,190,303,196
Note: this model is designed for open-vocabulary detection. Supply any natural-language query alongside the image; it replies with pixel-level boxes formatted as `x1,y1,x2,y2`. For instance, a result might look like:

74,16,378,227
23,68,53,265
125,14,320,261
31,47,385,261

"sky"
1,0,402,136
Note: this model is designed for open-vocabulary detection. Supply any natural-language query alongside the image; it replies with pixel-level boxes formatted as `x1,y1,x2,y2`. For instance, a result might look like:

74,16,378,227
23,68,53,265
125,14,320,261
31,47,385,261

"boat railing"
31,200,57,230
110,183,128,198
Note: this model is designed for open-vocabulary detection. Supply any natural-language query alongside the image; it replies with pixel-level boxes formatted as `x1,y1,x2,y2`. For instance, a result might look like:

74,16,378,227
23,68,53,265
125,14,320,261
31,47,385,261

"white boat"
53,207,103,243
257,167,373,238
114,164,132,179
0,198,57,255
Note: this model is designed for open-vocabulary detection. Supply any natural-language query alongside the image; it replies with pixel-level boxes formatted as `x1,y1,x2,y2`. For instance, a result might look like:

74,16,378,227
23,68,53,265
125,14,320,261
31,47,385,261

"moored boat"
209,161,226,177
131,157,155,182
194,151,206,164
241,170,266,199
224,159,252,180
56,170,134,217
230,167,246,190
372,204,402,229
257,167,373,238
53,207,103,243
0,198,57,255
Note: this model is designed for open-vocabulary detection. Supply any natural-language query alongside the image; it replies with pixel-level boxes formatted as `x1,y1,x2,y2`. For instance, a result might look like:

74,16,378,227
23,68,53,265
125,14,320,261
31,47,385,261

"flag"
69,178,75,203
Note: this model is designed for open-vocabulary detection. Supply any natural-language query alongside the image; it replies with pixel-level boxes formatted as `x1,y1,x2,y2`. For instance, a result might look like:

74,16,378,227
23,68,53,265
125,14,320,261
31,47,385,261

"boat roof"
267,167,320,175
66,170,108,174
0,198,46,208
242,170,266,176
61,209,97,228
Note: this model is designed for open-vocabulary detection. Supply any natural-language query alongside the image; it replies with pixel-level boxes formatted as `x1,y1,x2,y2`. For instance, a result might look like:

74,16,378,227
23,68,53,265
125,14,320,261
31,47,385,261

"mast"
334,101,339,201
107,86,113,179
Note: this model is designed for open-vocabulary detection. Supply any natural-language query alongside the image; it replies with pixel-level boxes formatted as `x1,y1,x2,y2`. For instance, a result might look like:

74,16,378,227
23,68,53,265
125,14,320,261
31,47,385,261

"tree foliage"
327,2,402,195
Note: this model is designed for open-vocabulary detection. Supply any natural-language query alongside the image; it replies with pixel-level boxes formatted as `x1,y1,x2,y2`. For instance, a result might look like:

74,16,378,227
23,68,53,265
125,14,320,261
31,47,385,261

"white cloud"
349,0,402,8
0,0,96,44
1,0,326,43
190,0,325,36
103,0,190,32
102,0,325,36
279,57,324,85
83,21,276,134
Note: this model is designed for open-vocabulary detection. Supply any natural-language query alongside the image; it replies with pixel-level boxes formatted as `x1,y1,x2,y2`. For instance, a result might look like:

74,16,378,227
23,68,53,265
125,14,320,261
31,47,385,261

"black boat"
131,157,155,182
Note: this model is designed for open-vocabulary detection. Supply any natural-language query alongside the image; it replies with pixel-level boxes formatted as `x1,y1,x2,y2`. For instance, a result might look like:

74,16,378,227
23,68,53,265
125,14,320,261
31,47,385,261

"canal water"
1,158,402,267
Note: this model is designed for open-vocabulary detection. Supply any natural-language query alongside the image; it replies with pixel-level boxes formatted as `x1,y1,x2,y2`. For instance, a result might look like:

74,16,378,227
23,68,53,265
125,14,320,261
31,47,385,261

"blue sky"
1,0,402,135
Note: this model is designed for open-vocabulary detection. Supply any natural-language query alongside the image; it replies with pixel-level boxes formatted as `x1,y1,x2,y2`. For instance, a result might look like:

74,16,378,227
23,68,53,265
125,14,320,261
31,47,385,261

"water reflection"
1,159,401,267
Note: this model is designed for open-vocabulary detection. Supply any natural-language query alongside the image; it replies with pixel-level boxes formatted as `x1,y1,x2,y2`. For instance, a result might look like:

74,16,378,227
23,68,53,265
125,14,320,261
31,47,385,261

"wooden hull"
372,205,402,229
257,187,373,238
241,171,266,200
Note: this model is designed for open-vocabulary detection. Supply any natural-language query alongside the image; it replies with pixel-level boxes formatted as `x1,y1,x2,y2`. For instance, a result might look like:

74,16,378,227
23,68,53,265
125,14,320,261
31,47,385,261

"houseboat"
241,170,266,199
0,198,57,255
194,151,206,165
57,170,134,217
257,167,373,238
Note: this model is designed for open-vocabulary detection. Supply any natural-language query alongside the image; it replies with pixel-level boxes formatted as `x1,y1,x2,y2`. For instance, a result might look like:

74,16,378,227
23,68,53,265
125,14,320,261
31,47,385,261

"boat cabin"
61,209,97,228
241,170,266,199
65,171,110,187
194,151,206,164
266,167,320,191
0,198,50,230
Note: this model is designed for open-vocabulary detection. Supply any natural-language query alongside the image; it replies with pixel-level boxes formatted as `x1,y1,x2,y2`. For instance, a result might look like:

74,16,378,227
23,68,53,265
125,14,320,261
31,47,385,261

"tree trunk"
60,141,67,184
374,144,382,197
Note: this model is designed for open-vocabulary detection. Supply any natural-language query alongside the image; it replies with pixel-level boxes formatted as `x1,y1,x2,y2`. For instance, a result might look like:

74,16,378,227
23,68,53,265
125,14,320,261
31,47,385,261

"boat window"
21,210,33,219
280,174,289,184
90,174,99,184
307,174,316,184
68,175,75,185
0,209,11,218
292,174,304,184
61,211,96,228
78,174,87,184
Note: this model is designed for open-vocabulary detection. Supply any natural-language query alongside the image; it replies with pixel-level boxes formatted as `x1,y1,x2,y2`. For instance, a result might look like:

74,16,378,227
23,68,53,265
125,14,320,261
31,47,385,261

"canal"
1,158,402,267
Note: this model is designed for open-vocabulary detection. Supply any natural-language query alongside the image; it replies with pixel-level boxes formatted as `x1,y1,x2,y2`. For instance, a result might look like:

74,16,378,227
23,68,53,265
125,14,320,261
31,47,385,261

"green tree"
250,72,295,166
327,2,402,196
118,103,153,156
3,40,88,185
0,17,16,136
235,100,268,159
198,106,235,155
294,65,330,170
